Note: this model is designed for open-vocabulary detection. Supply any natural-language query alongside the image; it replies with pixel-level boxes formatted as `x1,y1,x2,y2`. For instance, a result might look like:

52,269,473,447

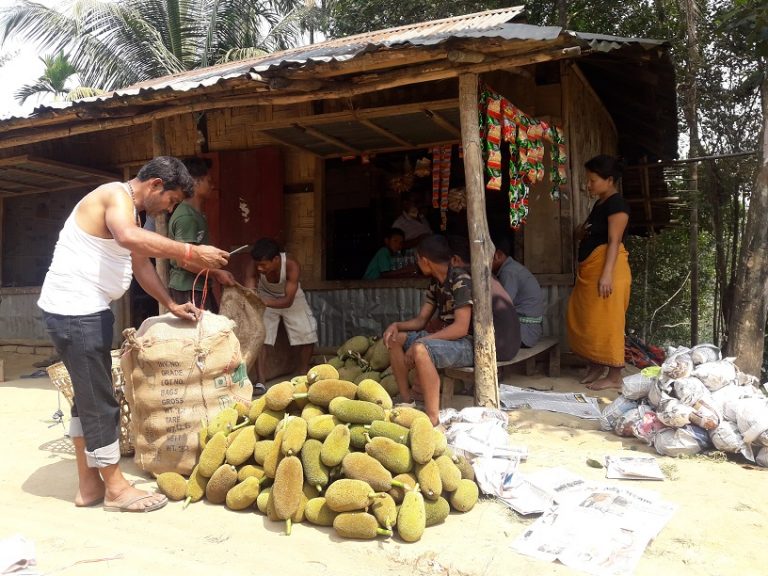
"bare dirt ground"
1,350,767,576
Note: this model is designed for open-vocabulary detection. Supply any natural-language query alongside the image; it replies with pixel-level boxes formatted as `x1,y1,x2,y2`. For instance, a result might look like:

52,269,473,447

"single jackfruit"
409,417,436,464
253,409,283,437
368,338,391,371
155,472,186,501
453,452,475,481
304,496,338,526
367,420,409,444
349,424,368,450
301,438,329,493
388,473,417,504
320,424,351,467
307,413,340,440
183,464,209,509
205,464,238,504
207,406,239,436
255,486,272,514
365,435,413,475
292,377,309,410
337,366,363,383
263,424,285,478
198,420,208,452
337,335,371,358
415,460,442,501
324,479,379,512
233,401,249,420
272,456,304,534
225,424,256,466
450,478,479,512
424,496,450,526
434,454,462,492
237,464,266,483
307,363,340,384
371,493,398,529
253,439,274,466
281,416,308,456
334,512,392,539
354,371,382,384
356,378,393,409
265,381,296,411
329,398,386,424
397,485,426,542
305,379,358,407
389,406,431,428
432,427,448,457
379,374,399,397
248,396,267,423
225,476,261,510
303,483,321,500
198,431,228,477
301,402,325,421
341,452,406,492
328,356,345,369
292,492,308,524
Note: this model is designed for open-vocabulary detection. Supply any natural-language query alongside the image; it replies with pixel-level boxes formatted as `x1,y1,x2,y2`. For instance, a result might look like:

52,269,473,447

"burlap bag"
121,311,253,475
218,283,266,383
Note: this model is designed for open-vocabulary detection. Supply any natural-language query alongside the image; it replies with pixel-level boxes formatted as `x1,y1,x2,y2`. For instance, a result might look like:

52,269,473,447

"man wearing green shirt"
363,227,417,279
168,157,235,311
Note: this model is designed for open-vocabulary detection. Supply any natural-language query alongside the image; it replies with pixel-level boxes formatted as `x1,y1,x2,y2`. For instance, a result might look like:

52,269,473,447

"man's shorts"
263,295,318,346
404,330,474,369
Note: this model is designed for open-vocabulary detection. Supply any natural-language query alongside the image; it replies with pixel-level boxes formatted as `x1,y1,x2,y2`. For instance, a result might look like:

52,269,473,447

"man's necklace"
126,181,141,226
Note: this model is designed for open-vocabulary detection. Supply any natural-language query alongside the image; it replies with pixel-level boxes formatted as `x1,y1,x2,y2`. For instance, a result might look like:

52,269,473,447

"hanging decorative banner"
479,84,569,228
430,144,453,231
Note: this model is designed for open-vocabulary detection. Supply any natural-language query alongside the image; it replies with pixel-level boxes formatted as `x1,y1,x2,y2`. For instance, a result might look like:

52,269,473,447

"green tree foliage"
0,0,307,91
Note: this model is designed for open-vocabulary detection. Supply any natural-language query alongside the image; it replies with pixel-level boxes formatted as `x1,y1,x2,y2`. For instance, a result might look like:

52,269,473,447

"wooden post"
152,120,170,314
458,73,499,410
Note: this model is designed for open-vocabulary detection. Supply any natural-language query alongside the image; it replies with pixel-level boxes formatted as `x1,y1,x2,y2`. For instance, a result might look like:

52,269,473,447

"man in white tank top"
38,157,230,513
244,237,318,392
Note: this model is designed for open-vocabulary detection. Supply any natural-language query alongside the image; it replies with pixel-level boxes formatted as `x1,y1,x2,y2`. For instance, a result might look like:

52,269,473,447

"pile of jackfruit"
154,337,480,542
328,335,398,397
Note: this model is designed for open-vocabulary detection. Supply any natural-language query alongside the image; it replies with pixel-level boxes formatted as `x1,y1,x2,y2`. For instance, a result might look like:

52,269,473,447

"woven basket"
46,350,134,456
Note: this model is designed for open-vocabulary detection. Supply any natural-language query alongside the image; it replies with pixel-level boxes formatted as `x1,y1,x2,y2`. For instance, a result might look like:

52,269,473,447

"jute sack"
218,283,266,380
121,311,253,475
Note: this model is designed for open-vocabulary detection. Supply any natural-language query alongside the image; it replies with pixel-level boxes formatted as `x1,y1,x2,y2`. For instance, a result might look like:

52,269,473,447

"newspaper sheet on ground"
499,385,603,419
496,467,594,515
605,455,665,481
512,484,677,576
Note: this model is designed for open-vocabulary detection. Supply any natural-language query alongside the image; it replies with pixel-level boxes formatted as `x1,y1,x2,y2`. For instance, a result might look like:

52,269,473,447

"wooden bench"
439,337,561,407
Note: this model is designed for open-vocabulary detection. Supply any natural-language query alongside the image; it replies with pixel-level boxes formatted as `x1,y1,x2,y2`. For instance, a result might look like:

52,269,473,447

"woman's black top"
577,194,630,262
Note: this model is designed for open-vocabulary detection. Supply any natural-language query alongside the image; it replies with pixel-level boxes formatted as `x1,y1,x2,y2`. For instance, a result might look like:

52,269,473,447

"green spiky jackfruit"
155,472,186,501
237,464,266,483
415,460,442,501
409,417,436,464
256,486,272,514
453,453,475,481
334,512,392,539
328,357,345,369
320,424,351,467
253,409,283,437
434,454,462,492
225,476,261,510
329,398,386,424
247,396,267,423
183,464,209,508
324,479,379,512
341,452,404,492
305,379,357,407
263,425,285,478
356,379,393,409
337,335,371,358
354,371,381,384
225,425,256,466
389,406,431,428
281,416,308,456
365,435,413,475
367,338,390,371
307,363,340,384
207,407,239,436
349,424,368,450
300,402,325,421
307,413,340,440
337,366,363,383
379,374,399,397
371,493,398,530
397,486,426,542
205,464,238,504
304,497,338,526
367,420,409,444
272,456,304,528
253,439,273,466
301,438,329,493
265,381,296,411
432,427,448,457
388,473,417,504
449,478,479,512
424,496,450,526
198,431,228,477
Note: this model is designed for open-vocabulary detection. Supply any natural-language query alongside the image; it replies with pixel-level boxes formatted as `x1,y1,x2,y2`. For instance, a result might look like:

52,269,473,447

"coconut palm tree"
0,0,307,91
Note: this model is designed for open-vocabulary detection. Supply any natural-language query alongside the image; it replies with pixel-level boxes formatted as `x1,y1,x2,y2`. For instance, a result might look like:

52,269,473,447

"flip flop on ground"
104,492,168,513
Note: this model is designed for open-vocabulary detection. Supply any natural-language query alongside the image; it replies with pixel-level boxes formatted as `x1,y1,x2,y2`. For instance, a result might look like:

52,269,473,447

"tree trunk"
726,76,768,377
458,73,499,410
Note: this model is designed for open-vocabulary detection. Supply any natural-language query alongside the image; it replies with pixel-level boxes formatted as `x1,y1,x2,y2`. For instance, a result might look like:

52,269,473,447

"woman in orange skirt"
567,155,631,390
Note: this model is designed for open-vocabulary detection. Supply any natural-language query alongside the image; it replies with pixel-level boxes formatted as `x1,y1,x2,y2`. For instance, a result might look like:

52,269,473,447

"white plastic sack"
656,397,694,428
731,397,768,444
661,349,694,380
647,379,672,409
653,425,710,457
692,359,738,392
632,409,666,445
673,377,712,407
621,372,656,400
690,343,721,366
599,395,638,432
709,420,753,461
756,447,768,468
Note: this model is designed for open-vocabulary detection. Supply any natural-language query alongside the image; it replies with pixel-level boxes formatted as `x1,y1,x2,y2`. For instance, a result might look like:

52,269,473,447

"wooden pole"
458,73,499,410
152,120,170,314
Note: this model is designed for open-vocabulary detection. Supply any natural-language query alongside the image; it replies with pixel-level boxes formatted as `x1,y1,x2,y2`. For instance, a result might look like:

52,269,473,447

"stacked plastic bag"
600,343,768,465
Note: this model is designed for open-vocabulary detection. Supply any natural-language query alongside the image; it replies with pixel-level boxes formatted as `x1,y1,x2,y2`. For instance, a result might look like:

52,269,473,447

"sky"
0,0,61,118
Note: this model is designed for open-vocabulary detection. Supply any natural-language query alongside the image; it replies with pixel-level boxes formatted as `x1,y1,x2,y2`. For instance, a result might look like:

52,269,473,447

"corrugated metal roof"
4,6,669,120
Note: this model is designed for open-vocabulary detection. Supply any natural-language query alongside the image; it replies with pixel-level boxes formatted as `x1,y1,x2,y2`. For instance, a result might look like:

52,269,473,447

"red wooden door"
203,148,284,283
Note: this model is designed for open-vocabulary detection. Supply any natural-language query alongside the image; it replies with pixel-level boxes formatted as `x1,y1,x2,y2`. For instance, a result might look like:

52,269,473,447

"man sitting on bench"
491,236,545,348
383,235,473,426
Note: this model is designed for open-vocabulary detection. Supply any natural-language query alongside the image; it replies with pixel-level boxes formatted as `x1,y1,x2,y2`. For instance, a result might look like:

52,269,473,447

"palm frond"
65,85,108,101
